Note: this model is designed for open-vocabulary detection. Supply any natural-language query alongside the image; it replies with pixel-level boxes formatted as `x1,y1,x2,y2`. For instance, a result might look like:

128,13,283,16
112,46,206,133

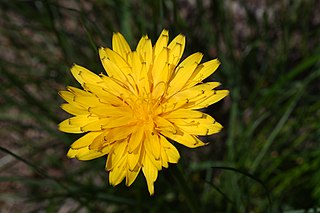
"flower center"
130,96,157,125
139,106,152,122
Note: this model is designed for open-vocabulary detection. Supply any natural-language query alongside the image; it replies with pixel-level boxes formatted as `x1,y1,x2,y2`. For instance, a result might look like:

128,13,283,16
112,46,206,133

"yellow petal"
142,155,158,195
74,147,106,160
159,83,221,114
152,80,167,100
59,90,75,104
185,59,221,88
135,59,151,96
106,126,135,143
128,127,144,153
153,29,169,60
191,90,229,109
71,64,102,86
160,145,169,168
151,47,169,93
60,103,87,115
73,96,102,108
81,116,134,132
164,82,222,111
105,48,132,76
178,121,222,135
162,109,204,119
112,32,131,60
99,75,134,98
167,52,203,96
99,141,115,154
89,132,123,154
64,114,98,125
136,35,153,95
160,129,207,148
167,114,212,125
80,82,125,106
67,148,79,158
103,49,137,93
169,113,223,136
88,105,130,117
127,51,142,84
126,166,141,186
59,88,104,111
145,150,162,170
109,156,127,186
106,141,128,171
167,34,185,67
88,131,107,150
67,86,91,96
144,131,161,165
156,100,188,115
58,115,99,133
154,116,176,133
160,135,180,163
88,126,133,151
71,132,102,149
136,35,153,69
127,143,142,171
99,48,127,82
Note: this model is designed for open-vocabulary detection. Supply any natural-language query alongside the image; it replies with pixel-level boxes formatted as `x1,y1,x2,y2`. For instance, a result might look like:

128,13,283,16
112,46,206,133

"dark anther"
206,129,209,135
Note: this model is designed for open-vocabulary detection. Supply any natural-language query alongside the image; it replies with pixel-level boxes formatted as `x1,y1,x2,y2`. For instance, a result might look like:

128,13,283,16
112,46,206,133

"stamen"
205,129,209,135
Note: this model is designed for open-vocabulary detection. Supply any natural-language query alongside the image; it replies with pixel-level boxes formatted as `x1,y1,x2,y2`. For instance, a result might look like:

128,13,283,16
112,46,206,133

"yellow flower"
58,29,229,195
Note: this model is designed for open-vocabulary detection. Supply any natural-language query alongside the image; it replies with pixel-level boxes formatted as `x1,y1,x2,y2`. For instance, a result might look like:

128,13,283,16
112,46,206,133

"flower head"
59,29,229,195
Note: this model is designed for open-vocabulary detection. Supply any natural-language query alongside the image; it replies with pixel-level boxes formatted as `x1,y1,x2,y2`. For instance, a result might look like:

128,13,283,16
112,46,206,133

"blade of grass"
212,166,272,213
170,164,198,213
43,0,73,65
251,84,305,173
0,65,60,123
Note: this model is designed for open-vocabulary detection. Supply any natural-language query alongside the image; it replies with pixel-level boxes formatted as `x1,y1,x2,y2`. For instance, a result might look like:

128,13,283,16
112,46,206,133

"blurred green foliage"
0,0,319,212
